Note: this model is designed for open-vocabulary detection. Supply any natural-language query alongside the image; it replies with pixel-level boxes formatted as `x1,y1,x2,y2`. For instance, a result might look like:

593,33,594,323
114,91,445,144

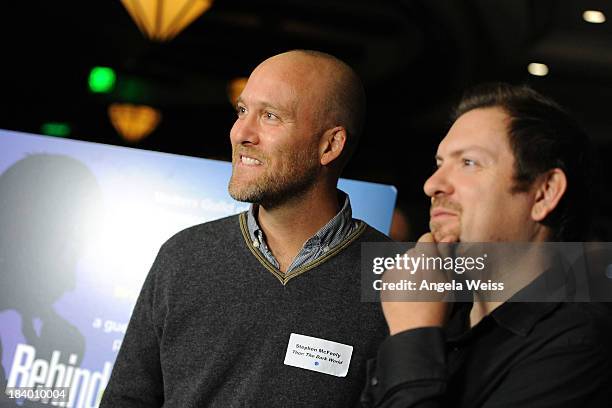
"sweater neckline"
238,212,367,286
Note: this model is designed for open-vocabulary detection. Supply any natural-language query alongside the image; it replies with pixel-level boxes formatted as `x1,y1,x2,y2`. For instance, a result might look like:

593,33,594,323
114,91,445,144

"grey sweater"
101,213,390,407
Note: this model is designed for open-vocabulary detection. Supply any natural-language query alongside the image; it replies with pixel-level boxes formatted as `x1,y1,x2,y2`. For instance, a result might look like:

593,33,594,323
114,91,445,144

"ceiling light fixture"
583,10,606,24
527,63,549,77
108,103,162,143
227,77,248,106
120,0,213,42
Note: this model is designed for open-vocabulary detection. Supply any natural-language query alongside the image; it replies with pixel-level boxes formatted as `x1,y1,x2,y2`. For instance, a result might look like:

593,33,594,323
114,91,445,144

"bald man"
100,50,390,407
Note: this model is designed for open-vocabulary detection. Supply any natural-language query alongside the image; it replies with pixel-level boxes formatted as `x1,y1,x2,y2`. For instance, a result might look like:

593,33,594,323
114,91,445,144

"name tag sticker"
284,333,353,377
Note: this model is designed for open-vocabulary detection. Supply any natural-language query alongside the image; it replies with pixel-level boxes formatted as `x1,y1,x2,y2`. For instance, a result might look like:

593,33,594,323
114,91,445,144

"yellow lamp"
227,77,248,106
120,0,213,41
108,103,162,143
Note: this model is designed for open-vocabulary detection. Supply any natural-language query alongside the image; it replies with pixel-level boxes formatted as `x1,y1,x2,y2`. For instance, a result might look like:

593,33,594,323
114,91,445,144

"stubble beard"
228,147,320,209
430,197,463,242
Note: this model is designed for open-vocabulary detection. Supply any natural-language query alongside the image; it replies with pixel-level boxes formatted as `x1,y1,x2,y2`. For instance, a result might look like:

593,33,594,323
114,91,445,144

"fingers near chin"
417,232,435,242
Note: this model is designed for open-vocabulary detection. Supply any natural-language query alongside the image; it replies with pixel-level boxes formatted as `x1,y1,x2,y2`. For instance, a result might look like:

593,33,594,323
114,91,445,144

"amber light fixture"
120,0,213,41
227,77,248,106
108,103,162,143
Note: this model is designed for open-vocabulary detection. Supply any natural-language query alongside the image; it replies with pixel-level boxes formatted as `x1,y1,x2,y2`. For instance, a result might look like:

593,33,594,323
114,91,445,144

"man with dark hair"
452,84,592,241
361,83,612,407
101,50,389,407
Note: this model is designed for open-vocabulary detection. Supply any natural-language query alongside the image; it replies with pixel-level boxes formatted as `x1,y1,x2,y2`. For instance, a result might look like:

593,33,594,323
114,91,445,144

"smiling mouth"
239,154,263,166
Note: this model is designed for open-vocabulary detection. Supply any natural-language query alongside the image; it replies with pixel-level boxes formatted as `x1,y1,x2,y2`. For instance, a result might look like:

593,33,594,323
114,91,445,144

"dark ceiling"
2,0,611,238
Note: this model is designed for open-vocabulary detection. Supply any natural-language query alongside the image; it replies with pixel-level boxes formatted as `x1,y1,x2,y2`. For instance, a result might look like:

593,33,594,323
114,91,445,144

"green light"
41,122,71,137
88,66,116,93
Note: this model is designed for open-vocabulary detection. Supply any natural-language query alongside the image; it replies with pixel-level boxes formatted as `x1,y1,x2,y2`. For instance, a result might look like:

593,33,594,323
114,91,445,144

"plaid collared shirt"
246,190,360,273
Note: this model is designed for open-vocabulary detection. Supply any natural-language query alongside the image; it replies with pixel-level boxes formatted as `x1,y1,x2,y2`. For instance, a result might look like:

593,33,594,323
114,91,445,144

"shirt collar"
491,259,573,336
246,189,353,249
445,300,562,341
489,301,561,337
446,262,571,340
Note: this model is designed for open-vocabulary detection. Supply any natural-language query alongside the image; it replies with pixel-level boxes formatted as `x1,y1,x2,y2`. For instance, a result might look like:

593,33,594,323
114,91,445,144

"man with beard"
101,50,390,407
361,83,612,407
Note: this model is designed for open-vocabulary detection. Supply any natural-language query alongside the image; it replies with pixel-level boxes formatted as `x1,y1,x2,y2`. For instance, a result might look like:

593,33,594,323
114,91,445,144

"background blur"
1,0,611,240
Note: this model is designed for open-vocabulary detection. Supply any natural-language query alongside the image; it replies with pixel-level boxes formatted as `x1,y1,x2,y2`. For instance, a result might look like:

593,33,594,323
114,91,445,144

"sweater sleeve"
100,243,169,407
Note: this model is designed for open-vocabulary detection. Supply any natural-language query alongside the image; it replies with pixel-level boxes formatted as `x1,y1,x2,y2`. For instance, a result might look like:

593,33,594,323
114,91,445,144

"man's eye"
462,158,476,166
264,112,279,120
236,106,247,116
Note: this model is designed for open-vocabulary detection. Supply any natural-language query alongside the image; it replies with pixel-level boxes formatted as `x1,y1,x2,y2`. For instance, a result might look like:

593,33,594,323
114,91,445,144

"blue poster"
0,130,396,407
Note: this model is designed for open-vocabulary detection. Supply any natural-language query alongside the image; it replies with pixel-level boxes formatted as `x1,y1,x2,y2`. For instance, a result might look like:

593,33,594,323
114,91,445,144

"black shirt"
361,300,612,407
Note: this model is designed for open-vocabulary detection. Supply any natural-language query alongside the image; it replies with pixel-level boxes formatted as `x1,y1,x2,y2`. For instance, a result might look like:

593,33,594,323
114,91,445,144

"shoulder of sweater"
357,220,393,243
143,214,243,286
160,213,242,252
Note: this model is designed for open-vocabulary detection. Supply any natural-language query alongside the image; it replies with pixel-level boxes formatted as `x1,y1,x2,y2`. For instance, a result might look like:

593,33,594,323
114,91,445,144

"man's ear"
531,168,567,222
320,126,347,166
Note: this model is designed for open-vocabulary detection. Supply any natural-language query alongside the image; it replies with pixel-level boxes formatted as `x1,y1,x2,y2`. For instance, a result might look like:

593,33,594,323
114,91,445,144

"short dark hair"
453,83,593,241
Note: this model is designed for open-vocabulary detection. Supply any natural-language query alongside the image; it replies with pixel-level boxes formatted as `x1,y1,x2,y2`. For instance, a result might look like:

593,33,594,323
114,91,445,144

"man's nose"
423,165,454,198
230,114,259,146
